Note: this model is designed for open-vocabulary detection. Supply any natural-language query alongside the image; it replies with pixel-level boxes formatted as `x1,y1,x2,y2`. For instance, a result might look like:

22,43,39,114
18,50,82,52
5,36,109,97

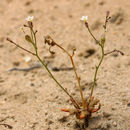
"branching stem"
104,49,124,56
32,30,73,99
54,43,86,109
32,28,80,108
85,23,105,98
7,31,79,108
6,38,35,55
35,53,79,108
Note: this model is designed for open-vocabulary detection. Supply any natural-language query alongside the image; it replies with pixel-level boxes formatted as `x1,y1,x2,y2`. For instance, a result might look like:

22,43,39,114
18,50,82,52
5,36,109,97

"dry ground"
0,0,130,130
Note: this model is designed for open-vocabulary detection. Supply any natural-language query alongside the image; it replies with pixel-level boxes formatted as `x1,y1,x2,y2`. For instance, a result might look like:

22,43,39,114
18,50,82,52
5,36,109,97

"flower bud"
100,34,105,45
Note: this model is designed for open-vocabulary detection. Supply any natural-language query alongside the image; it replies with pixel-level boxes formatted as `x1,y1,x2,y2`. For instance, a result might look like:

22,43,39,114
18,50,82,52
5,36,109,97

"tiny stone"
113,121,117,127
103,112,111,118
0,79,5,83
28,9,34,14
98,1,105,5
54,5,58,9
112,53,118,57
48,120,53,125
47,127,51,130
78,52,83,57
84,3,90,7
83,49,96,58
58,116,68,123
0,44,4,48
25,1,31,6
52,67,60,71
68,14,73,18
67,123,70,126
45,112,48,116
30,83,35,87
6,0,13,3
0,37,4,42
13,61,20,66
82,86,86,91
55,96,59,99
111,107,116,110
127,103,130,107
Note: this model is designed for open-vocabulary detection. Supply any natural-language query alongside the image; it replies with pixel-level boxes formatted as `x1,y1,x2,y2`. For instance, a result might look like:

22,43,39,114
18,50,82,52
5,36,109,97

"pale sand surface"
0,0,130,129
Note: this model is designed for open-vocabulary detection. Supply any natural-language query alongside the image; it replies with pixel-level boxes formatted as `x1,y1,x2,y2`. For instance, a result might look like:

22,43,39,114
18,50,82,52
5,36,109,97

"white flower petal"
80,16,88,22
26,16,34,21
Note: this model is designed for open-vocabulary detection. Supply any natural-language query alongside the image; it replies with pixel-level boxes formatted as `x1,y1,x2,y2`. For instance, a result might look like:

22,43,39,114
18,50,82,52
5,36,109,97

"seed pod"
25,35,33,43
44,35,55,46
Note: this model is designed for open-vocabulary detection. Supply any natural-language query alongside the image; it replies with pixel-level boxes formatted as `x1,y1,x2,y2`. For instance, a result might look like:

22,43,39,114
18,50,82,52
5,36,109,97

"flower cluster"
26,16,34,21
80,16,88,22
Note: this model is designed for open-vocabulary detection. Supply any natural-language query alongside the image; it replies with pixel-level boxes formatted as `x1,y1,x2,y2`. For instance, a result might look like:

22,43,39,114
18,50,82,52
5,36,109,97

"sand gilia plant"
7,12,124,127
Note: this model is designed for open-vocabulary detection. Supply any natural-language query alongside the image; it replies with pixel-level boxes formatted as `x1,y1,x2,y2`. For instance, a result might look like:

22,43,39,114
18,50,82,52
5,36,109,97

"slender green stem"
8,36,79,107
8,25,80,108
34,43,70,97
6,38,36,55
90,45,104,97
30,28,34,42
104,49,124,56
87,25,100,45
32,31,79,107
32,29,37,47
35,50,80,107
86,24,105,98
36,53,71,96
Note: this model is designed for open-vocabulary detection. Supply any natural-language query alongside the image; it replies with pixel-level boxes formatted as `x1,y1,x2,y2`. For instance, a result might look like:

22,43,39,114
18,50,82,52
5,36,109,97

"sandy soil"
0,0,130,130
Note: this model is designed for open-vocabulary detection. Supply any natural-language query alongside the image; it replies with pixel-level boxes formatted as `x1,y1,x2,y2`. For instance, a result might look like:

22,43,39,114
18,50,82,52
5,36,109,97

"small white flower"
80,16,88,22
26,16,34,21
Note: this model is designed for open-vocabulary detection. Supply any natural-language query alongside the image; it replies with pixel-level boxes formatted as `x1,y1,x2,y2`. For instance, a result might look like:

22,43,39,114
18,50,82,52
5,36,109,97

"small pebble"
58,116,68,123
127,103,130,107
25,1,31,6
48,120,53,125
113,121,117,127
30,83,35,87
13,61,20,66
98,1,105,5
103,112,111,118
